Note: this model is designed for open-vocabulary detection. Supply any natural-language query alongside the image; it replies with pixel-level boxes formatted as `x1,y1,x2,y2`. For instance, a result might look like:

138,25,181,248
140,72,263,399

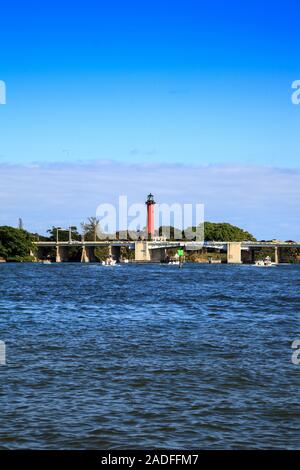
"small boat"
254,256,277,267
167,253,181,265
102,256,117,266
42,260,52,264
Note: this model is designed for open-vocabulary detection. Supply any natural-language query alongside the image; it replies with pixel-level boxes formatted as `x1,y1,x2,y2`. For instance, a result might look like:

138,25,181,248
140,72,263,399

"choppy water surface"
0,263,300,449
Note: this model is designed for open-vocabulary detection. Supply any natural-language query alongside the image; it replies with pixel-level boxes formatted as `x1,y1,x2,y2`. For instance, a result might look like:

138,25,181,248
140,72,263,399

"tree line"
1,221,298,263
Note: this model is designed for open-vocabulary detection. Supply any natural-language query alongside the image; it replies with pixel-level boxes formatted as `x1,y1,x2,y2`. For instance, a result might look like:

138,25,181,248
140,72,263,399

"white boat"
254,256,277,267
167,253,181,265
42,260,52,264
102,256,117,266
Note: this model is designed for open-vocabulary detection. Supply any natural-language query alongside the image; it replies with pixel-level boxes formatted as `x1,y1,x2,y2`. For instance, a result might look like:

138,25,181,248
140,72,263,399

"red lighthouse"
146,193,156,240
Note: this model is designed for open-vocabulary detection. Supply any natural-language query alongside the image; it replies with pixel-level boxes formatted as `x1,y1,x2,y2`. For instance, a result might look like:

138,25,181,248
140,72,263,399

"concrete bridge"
34,240,300,263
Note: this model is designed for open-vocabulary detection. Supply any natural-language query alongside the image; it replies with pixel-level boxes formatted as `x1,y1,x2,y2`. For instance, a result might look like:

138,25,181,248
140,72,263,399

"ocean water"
0,262,300,449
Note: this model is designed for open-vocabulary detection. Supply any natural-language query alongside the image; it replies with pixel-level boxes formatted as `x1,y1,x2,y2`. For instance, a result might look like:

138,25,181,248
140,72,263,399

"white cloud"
0,160,299,240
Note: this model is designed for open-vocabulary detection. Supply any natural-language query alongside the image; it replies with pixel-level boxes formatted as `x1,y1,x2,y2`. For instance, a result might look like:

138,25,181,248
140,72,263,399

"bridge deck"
35,241,300,249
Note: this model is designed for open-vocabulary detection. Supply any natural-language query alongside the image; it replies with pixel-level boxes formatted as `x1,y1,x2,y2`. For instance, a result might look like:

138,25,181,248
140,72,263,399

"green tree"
46,226,81,261
81,217,101,241
47,226,81,242
159,226,184,240
120,246,135,260
94,246,109,261
204,222,256,242
0,226,35,261
161,222,255,242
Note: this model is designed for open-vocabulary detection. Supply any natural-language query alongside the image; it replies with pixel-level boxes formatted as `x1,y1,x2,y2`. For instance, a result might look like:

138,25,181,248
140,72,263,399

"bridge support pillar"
30,249,37,262
56,245,61,263
107,245,112,257
135,241,151,261
274,247,281,264
107,244,120,261
227,242,242,264
56,245,68,262
81,245,90,263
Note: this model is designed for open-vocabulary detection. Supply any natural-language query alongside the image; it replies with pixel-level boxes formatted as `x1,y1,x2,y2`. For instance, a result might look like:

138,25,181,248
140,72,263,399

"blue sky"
0,1,300,237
